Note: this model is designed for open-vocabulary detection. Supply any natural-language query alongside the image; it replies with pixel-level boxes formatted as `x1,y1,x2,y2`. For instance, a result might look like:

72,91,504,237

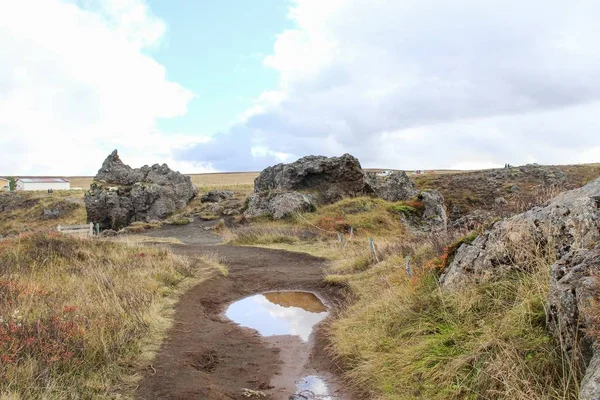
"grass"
67,173,259,192
0,192,86,237
0,233,222,399
414,163,600,217
223,189,585,399
326,228,580,400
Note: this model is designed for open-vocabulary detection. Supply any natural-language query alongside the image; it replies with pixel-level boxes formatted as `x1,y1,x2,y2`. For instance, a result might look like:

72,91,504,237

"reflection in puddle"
293,375,332,399
225,291,328,341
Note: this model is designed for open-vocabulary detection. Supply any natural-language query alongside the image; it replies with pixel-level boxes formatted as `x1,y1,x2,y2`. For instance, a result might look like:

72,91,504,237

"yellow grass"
0,233,222,399
66,172,259,191
326,227,579,399
0,191,86,236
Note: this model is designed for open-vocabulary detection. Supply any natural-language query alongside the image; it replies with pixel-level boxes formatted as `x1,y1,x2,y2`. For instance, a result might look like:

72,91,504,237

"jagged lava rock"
547,246,600,364
254,154,372,204
85,150,197,230
245,192,316,220
365,171,418,201
547,247,600,396
441,177,600,399
201,190,234,203
419,190,448,227
441,177,600,290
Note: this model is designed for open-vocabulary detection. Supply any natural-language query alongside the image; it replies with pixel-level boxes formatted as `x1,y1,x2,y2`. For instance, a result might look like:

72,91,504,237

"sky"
1,0,600,176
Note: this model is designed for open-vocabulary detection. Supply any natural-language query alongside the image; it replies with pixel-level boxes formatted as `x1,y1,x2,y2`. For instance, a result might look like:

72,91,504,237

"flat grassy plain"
67,172,260,192
67,169,464,191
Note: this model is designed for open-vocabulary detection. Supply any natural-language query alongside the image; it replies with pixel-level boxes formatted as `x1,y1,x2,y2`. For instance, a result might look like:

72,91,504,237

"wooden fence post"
337,232,344,249
405,256,412,277
369,237,379,263
57,225,61,232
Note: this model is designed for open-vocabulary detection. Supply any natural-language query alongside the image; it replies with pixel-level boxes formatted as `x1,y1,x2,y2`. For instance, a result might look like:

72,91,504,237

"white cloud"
178,0,600,171
0,0,202,175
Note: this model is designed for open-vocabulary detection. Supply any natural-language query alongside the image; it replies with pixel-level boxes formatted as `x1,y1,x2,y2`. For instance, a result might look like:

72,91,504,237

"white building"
16,178,70,191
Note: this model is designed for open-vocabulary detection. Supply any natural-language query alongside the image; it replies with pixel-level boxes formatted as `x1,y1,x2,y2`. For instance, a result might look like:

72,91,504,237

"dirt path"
135,223,350,400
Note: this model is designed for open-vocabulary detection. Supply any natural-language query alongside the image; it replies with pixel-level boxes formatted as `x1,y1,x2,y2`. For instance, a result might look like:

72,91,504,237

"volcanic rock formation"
85,150,197,230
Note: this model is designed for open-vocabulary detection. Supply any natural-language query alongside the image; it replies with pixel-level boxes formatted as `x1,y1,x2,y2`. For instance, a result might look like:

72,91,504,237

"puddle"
292,375,333,399
225,291,328,341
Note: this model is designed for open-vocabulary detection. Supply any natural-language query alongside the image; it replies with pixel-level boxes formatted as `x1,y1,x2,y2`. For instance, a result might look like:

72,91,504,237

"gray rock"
419,190,447,227
581,351,600,400
85,150,197,230
249,154,438,223
200,190,234,203
100,229,117,237
269,192,316,219
449,209,494,230
441,177,600,290
244,193,271,218
254,154,372,204
547,247,600,400
245,191,316,220
365,171,418,201
41,201,78,220
494,196,508,206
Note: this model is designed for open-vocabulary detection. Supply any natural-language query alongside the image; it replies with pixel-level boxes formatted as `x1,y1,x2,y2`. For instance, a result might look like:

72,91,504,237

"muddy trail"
135,220,352,400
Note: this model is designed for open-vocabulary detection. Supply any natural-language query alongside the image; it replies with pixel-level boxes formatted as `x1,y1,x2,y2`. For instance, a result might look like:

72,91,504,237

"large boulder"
254,154,372,204
365,171,418,201
201,190,234,203
441,177,600,290
85,150,197,230
247,154,430,220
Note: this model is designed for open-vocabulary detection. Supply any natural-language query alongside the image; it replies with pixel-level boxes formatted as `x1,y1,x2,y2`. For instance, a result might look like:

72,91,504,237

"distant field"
67,172,260,191
67,169,467,191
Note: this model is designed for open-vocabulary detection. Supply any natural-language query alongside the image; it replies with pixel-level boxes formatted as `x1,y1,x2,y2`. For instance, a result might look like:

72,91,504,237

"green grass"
328,234,578,400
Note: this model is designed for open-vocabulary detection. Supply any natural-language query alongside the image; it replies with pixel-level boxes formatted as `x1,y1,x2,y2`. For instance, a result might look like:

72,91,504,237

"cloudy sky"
1,0,600,175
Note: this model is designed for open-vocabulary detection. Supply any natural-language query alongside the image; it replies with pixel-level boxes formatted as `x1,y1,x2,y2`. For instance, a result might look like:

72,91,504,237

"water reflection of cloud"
297,376,331,397
225,293,328,342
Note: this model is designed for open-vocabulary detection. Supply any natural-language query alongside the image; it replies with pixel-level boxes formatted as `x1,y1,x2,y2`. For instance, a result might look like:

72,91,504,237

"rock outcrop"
547,246,600,400
85,150,197,230
246,154,427,220
441,177,600,399
201,190,234,203
441,177,600,289
254,154,372,204
419,190,448,227
366,171,418,201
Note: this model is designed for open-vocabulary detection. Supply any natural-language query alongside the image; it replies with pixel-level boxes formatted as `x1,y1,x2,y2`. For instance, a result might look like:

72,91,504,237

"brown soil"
135,225,351,400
